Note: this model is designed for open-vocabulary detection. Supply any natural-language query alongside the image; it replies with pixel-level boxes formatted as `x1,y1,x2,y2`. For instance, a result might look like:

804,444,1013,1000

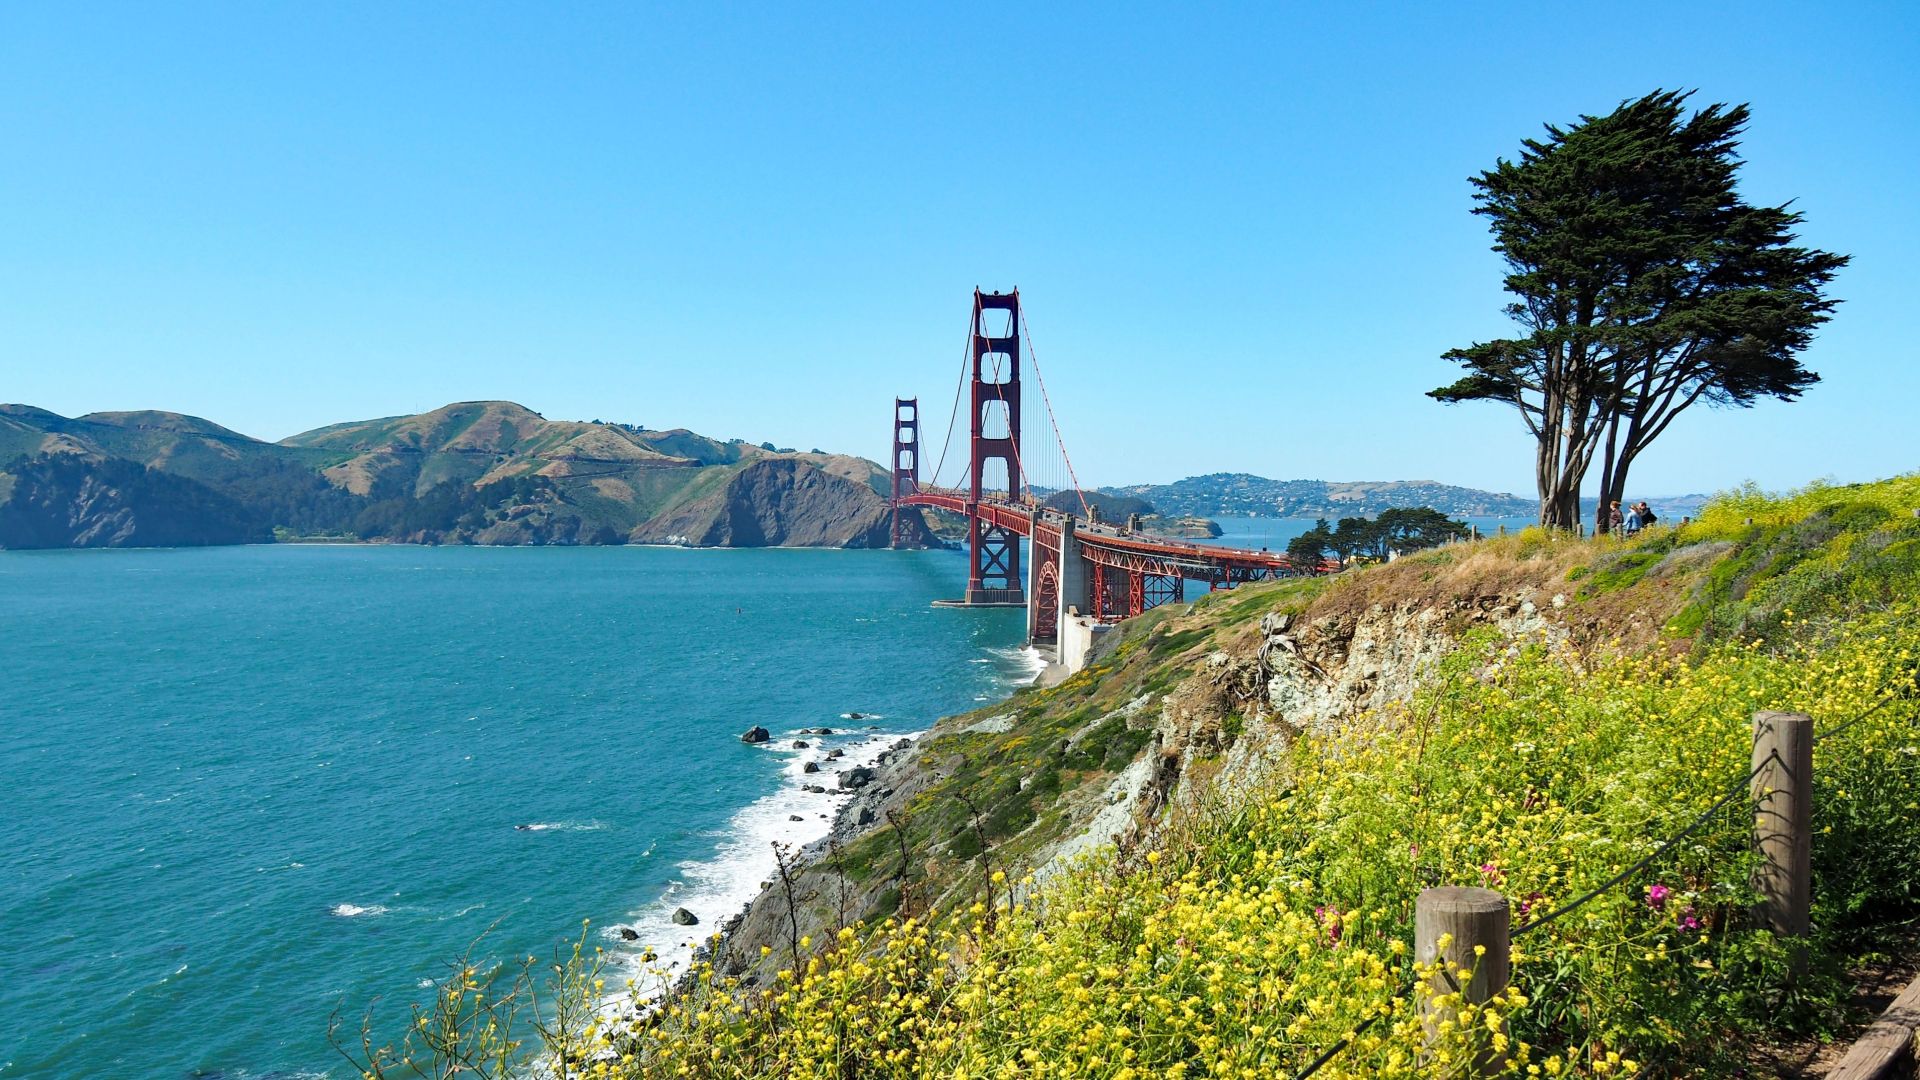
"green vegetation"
354,474,1920,1079
1287,506,1470,564
1433,90,1847,530
0,400,913,549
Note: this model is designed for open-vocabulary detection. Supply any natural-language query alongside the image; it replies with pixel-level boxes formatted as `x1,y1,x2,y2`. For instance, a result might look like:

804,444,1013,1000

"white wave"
986,644,1049,686
330,903,390,918
602,728,917,1004
515,820,607,833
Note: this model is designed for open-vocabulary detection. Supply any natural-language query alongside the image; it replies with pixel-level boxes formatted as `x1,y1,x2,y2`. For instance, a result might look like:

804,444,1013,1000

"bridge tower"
890,397,919,548
964,289,1025,605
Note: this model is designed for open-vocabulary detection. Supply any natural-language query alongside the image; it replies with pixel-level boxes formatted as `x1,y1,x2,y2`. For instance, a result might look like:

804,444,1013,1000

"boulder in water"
803,761,820,773
740,726,770,744
672,907,699,926
620,927,640,941
838,766,874,790
792,740,809,749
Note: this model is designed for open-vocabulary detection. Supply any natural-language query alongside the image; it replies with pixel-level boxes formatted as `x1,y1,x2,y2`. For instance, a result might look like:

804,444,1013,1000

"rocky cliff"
699,529,1695,989
630,458,934,548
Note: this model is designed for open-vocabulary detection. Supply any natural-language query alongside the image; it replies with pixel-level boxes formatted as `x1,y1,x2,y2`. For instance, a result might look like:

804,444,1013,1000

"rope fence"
1290,694,1910,1078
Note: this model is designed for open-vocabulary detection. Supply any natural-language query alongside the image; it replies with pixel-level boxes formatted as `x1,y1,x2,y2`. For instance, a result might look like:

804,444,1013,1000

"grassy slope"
416,474,1920,1080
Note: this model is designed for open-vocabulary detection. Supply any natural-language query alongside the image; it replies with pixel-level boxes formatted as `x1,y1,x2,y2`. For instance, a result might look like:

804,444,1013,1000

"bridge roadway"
898,486,1316,647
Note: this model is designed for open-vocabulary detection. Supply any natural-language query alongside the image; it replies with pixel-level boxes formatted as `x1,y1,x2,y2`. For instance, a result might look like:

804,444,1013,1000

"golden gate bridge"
890,289,1318,656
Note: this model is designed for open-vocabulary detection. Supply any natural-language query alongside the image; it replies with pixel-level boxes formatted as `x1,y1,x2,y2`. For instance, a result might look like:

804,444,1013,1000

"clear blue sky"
2,2,1914,497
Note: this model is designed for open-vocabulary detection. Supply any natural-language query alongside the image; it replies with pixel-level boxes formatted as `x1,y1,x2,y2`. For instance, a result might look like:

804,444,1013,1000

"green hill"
1106,472,1537,517
0,401,927,549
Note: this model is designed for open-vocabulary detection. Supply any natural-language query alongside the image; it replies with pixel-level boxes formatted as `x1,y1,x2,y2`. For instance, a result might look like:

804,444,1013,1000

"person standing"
1608,500,1625,535
1625,502,1644,536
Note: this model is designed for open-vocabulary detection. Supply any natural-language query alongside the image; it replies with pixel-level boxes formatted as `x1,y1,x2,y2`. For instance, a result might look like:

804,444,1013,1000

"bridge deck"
898,488,1311,577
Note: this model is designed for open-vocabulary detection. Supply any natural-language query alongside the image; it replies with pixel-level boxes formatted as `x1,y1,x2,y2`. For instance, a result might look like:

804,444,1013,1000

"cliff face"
630,458,933,548
0,453,265,549
702,531,1695,988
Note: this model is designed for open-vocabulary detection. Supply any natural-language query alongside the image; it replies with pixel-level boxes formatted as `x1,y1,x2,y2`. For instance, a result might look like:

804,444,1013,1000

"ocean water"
0,544,1030,1079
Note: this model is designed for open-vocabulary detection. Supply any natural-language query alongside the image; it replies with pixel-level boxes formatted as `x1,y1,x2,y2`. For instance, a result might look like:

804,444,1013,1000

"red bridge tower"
890,397,919,548
960,289,1025,605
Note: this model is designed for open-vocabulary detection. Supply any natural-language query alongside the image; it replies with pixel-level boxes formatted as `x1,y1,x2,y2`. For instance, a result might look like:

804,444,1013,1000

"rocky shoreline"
676,724,942,991
665,573,1594,996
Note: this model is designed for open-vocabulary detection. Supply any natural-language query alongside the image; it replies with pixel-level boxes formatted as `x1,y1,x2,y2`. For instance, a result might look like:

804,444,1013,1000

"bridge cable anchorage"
1018,309,1092,519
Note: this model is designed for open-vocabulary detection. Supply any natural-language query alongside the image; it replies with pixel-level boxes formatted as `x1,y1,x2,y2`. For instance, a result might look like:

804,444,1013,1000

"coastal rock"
803,761,820,773
838,766,874,790
803,784,826,793
741,726,770,744
792,740,809,749
672,907,698,926
789,814,805,822
890,738,912,751
826,749,844,760
856,807,877,827
620,927,640,941
814,726,836,735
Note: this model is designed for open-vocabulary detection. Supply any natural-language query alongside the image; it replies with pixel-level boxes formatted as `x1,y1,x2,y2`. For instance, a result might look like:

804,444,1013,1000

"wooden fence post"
1416,886,1510,1072
1752,710,1814,939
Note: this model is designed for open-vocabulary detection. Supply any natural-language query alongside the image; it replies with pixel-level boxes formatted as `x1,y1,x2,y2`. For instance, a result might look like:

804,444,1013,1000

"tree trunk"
1594,408,1622,536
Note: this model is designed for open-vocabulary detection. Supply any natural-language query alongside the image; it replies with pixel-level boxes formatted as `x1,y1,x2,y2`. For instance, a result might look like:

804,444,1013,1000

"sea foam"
602,728,916,1001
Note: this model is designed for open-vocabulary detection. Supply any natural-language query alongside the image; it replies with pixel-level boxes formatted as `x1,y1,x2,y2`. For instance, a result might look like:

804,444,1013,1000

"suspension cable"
925,302,977,491
1019,308,1092,518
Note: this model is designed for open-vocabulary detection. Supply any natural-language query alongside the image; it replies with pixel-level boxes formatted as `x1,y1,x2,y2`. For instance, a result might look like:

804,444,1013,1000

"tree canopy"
1287,508,1468,566
1432,90,1847,530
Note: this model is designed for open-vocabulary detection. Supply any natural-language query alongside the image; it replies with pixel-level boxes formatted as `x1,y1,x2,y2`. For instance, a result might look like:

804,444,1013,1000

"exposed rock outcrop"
630,458,932,549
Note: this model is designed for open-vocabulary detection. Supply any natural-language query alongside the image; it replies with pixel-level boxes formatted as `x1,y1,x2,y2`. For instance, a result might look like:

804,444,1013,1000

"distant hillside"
1101,473,1536,518
1041,489,1155,522
0,401,932,550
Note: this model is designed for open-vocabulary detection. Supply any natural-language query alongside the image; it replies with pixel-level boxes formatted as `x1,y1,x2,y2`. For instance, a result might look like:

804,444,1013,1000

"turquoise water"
0,544,1027,1079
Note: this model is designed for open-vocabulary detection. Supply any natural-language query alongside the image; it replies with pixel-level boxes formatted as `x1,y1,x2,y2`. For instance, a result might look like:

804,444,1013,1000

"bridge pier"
1056,516,1090,632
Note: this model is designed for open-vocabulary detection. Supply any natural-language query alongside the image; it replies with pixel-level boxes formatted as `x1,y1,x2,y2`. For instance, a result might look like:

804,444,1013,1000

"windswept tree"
1432,90,1847,530
1286,518,1334,567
